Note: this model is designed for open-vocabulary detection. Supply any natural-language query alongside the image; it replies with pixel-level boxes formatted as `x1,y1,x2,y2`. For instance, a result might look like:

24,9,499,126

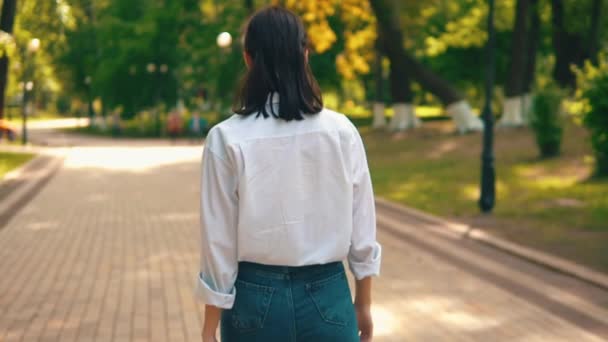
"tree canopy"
1,0,606,118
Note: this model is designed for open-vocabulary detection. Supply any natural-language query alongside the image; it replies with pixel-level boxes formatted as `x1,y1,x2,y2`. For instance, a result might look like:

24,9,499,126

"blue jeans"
221,261,359,342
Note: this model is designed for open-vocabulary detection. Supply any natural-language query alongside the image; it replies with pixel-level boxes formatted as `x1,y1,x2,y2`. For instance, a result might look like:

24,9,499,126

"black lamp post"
21,38,40,146
84,75,93,125
146,63,159,136
147,62,168,136
479,0,496,213
159,64,168,136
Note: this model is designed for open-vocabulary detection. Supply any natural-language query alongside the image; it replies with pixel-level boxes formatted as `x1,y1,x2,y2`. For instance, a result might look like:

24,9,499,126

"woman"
195,6,381,342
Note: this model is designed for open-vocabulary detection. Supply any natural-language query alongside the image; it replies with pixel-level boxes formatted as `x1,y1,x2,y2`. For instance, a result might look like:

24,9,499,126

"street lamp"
159,64,168,136
479,0,496,213
28,38,40,53
84,75,93,125
216,32,232,49
146,63,156,73
22,38,40,145
215,32,233,112
148,63,168,136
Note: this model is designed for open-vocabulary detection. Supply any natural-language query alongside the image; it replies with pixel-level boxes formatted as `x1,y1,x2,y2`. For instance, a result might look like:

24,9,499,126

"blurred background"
0,0,608,341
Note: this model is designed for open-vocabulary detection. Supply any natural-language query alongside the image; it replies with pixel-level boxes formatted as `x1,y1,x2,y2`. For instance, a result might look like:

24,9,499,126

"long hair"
233,6,323,121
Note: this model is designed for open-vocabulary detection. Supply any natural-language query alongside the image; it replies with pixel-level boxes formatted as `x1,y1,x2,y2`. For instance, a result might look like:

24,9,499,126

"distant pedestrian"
189,111,207,141
111,110,122,136
0,120,16,141
195,6,381,342
167,109,182,142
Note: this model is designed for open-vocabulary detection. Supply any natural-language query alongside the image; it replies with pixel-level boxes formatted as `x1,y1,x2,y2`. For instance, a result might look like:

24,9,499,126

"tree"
523,0,540,93
551,0,604,87
522,0,540,119
588,0,603,65
9,0,74,116
375,30,418,131
499,0,540,127
370,0,483,133
0,0,17,120
245,0,255,14
552,0,578,87
504,0,529,102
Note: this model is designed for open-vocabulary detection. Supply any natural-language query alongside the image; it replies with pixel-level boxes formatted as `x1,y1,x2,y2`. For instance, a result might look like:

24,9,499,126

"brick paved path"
0,138,607,341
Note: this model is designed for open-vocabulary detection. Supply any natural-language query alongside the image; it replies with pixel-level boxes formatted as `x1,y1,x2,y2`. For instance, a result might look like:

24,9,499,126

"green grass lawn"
0,152,35,179
363,119,608,273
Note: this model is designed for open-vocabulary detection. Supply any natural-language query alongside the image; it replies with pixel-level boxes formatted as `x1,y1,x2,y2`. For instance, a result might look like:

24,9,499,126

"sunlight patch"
371,305,399,337
64,147,201,172
406,296,500,332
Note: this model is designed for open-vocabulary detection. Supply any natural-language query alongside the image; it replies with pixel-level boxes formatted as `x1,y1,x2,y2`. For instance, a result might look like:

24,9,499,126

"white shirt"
195,98,382,309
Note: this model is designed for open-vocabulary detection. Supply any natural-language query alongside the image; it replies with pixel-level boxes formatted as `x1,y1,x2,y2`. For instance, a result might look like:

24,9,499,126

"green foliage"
4,0,74,111
530,84,564,158
11,0,608,120
55,94,71,114
575,56,608,176
56,0,251,117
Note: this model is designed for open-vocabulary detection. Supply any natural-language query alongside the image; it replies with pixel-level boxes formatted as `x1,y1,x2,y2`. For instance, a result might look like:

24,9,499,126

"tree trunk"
551,0,601,87
370,0,462,106
523,0,540,94
370,0,483,133
551,0,587,87
245,0,254,14
0,0,18,120
388,54,413,104
399,50,462,105
505,0,529,98
372,40,386,128
521,0,540,124
589,0,603,64
501,0,540,127
387,44,419,131
551,0,569,86
374,35,385,104
374,18,418,131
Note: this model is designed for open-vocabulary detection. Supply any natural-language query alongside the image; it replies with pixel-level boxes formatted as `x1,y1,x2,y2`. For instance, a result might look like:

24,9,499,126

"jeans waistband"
238,261,344,281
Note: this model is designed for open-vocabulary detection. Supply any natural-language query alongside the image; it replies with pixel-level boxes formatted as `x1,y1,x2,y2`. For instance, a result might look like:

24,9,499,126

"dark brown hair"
233,6,323,121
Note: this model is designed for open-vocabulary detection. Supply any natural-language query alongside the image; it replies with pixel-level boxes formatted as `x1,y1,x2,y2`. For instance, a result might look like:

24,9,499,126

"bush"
530,84,564,158
55,95,71,115
575,56,608,176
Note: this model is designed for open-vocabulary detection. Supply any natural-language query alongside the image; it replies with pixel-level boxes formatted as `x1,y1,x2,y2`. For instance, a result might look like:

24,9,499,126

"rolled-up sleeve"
348,128,382,280
194,144,239,309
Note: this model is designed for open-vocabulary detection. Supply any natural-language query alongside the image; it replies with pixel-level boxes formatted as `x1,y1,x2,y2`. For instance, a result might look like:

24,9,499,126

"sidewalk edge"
375,196,608,291
2,150,45,182
0,153,64,230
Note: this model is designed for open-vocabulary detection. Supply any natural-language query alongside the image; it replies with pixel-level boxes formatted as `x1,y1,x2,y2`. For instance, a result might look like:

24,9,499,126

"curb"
375,197,608,291
0,152,64,230
2,149,43,181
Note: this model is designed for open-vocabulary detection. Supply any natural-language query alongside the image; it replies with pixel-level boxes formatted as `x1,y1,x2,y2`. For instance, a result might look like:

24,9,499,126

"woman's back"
204,106,373,267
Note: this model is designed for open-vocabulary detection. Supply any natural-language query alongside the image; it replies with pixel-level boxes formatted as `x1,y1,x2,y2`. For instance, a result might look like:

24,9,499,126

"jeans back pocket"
229,279,275,332
305,271,353,326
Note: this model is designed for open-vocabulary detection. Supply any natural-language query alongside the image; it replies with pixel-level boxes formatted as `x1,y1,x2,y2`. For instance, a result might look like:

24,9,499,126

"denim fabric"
220,261,359,342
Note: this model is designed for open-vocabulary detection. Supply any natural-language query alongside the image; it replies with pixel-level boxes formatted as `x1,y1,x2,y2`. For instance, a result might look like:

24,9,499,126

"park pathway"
0,126,607,341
